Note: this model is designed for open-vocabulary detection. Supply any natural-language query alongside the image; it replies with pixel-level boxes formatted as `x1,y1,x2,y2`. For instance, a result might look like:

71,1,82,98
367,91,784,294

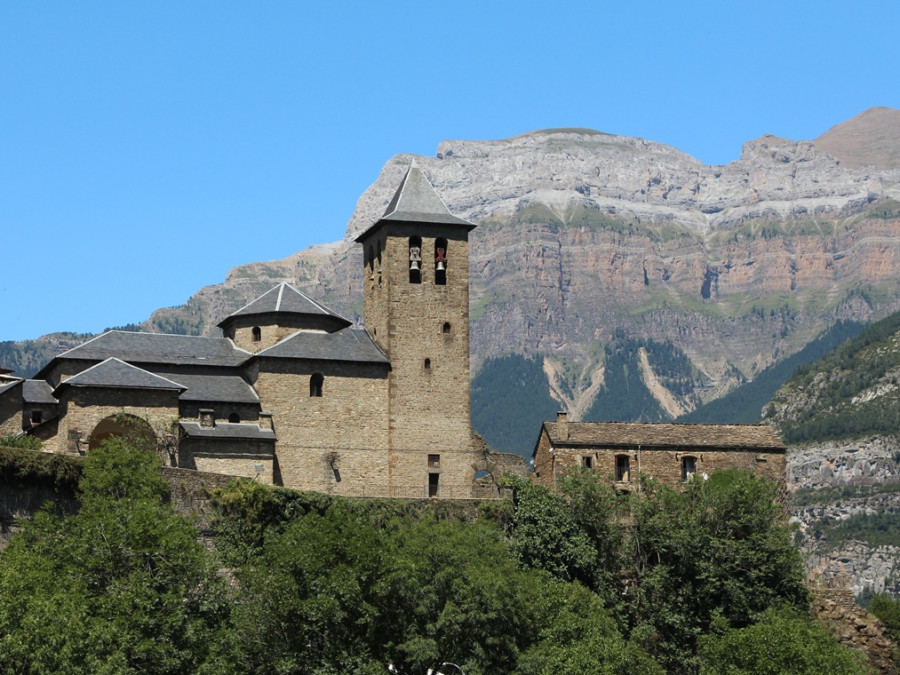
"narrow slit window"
409,236,422,283
309,373,324,397
442,322,451,334
615,455,630,482
434,238,447,285
682,456,697,482
428,472,439,498
424,358,431,370
252,326,262,342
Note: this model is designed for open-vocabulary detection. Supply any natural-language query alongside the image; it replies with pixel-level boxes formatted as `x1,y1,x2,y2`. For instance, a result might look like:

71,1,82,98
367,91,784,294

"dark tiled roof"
256,328,389,364
23,380,57,404
542,421,785,451
48,331,249,369
0,379,22,397
60,358,186,391
220,283,350,327
355,166,474,242
152,371,259,404
180,421,276,442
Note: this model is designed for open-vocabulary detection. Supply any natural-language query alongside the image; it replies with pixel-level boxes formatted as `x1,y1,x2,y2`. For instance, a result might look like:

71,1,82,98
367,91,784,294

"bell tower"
355,165,476,498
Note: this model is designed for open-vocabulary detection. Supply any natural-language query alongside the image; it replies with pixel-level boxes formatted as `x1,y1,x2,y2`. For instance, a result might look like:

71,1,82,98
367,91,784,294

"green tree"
0,436,230,674
698,606,870,674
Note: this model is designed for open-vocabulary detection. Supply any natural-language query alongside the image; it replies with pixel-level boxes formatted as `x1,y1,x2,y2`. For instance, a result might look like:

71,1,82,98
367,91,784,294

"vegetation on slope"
770,310,900,444
1,439,872,674
680,320,865,424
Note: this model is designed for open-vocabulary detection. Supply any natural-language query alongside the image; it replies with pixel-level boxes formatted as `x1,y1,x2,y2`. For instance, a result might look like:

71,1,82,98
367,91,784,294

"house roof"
355,165,475,242
58,358,187,392
218,282,351,329
40,331,249,373
179,420,276,442
23,380,57,404
538,421,785,456
0,379,23,399
152,371,259,404
256,327,390,364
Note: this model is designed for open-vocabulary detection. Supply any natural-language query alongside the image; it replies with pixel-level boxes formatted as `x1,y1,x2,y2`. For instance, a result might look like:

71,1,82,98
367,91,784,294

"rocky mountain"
770,310,900,598
2,108,900,431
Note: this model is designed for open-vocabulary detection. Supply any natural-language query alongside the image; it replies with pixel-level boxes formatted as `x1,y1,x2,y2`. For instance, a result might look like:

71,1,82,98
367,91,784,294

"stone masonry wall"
178,438,276,484
55,388,180,454
0,386,21,438
254,358,390,493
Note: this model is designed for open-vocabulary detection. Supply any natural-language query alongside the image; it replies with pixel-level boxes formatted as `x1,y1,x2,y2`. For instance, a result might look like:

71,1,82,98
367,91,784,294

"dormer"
218,282,352,353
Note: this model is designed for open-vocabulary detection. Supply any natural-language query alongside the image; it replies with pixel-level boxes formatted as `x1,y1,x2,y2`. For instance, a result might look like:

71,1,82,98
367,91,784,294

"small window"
252,326,262,342
582,455,593,469
615,455,630,482
424,358,431,370
428,472,440,498
228,413,240,423
409,236,422,283
682,456,697,482
442,322,451,334
309,373,324,397
428,454,440,468
368,245,375,280
434,238,448,285
30,410,42,424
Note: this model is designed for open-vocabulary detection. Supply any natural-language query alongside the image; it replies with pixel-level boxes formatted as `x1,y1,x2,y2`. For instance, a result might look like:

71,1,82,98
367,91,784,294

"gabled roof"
539,421,785,456
179,420,276,442
150,371,259,404
355,165,474,242
0,379,23,397
256,327,389,365
38,331,249,375
58,358,186,392
23,380,57,404
218,282,350,329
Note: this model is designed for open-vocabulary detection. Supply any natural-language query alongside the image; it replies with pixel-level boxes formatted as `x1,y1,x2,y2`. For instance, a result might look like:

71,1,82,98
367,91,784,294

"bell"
436,261,446,272
410,260,420,271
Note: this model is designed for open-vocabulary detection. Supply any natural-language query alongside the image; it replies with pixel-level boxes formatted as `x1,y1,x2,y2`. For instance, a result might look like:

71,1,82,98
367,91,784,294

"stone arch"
88,413,155,451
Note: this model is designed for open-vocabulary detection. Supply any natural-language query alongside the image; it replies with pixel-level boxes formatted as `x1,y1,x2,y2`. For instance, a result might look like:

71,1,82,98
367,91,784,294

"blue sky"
2,1,898,343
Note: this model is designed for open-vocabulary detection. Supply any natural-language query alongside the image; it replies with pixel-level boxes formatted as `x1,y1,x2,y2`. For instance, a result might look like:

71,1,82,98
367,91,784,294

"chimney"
557,411,569,441
199,409,215,428
259,412,274,431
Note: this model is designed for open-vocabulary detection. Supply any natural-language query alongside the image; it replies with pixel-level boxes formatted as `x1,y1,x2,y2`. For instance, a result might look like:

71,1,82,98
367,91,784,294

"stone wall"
0,384,21,437
178,438,276,484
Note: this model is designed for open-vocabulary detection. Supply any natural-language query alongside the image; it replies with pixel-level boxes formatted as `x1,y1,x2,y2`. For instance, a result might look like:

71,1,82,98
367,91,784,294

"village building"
532,412,786,490
0,166,516,498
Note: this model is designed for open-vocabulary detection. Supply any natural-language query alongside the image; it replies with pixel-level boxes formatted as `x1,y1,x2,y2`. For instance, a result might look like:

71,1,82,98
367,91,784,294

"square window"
428,454,440,468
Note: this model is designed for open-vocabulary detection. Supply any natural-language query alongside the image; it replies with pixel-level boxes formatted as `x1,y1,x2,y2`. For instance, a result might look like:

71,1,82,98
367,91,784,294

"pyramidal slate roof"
355,165,474,242
58,358,187,392
23,379,57,404
256,328,389,364
221,283,350,327
151,371,259,404
540,421,785,453
40,331,249,373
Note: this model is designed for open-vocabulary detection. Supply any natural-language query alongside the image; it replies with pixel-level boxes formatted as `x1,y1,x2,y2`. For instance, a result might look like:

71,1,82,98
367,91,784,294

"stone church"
0,166,506,498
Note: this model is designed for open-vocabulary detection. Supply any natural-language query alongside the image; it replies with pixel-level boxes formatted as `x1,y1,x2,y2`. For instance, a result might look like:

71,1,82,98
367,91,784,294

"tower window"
368,245,375,281
309,373,324,397
434,238,447,285
615,455,631,482
442,322,451,334
409,236,422,284
252,326,262,342
682,456,697,481
428,454,440,468
424,358,431,370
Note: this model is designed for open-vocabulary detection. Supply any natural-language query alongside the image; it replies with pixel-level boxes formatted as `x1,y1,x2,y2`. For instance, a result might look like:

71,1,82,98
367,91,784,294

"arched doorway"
88,414,155,451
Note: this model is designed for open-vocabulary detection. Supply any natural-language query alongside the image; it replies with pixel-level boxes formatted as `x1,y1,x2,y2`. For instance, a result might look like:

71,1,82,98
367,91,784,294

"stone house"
0,166,514,498
532,412,786,490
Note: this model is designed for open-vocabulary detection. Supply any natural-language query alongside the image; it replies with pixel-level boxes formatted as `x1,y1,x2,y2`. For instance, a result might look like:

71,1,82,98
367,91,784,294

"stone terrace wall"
814,587,898,674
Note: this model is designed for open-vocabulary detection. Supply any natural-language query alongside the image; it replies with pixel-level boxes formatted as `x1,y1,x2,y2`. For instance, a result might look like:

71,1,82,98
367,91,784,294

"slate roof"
23,380,57,404
59,358,186,392
0,379,22,397
152,371,259,403
256,328,390,364
540,421,785,454
355,166,474,242
179,421,276,442
219,283,350,328
42,331,249,371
